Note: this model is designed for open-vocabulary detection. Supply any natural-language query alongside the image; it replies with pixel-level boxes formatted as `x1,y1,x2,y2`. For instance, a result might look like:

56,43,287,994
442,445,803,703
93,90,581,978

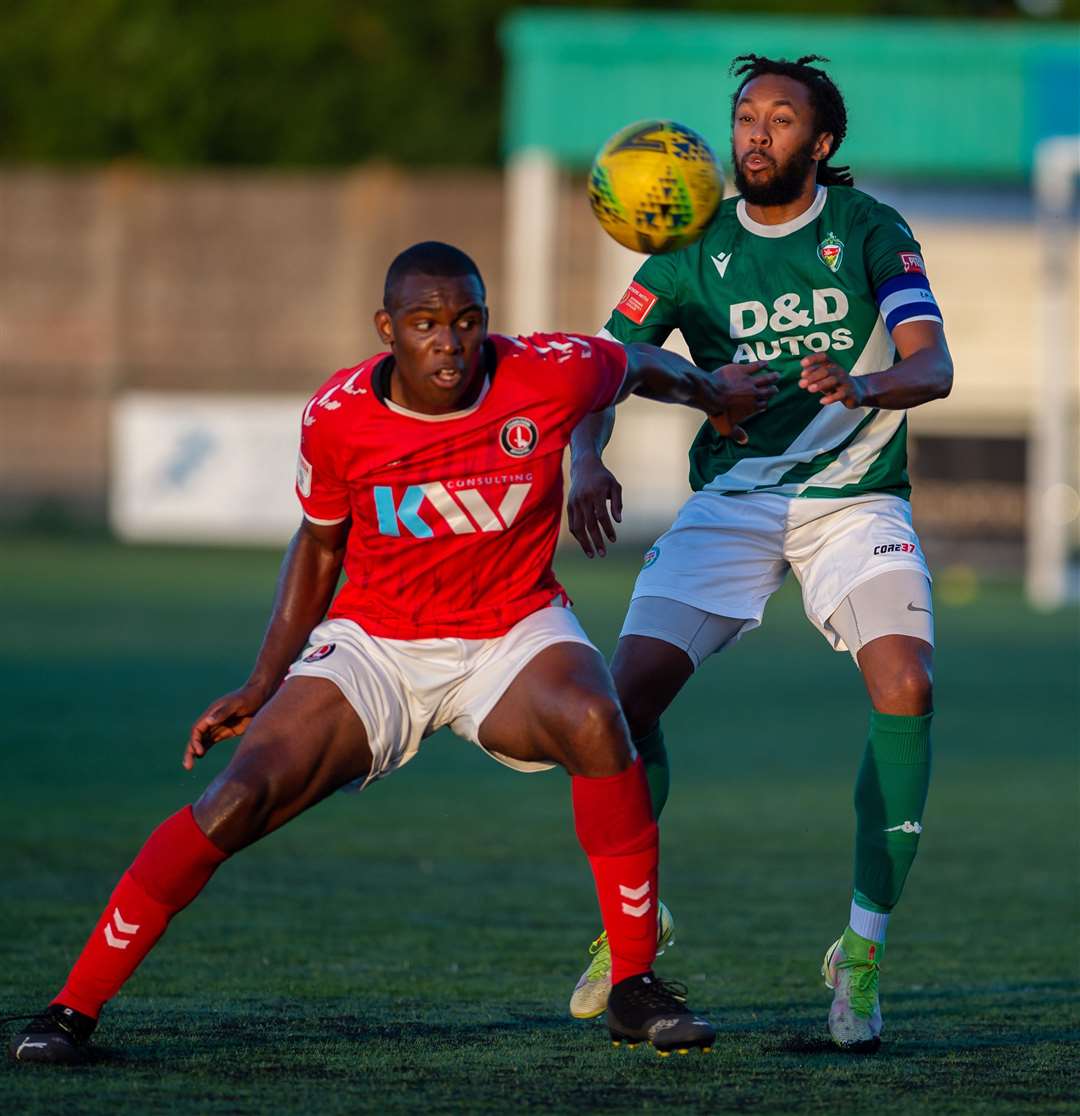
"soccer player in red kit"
7,242,777,1063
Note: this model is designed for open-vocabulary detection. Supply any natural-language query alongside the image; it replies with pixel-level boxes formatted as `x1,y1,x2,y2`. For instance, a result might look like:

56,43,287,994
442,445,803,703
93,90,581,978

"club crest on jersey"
303,643,335,663
817,232,844,272
500,416,538,458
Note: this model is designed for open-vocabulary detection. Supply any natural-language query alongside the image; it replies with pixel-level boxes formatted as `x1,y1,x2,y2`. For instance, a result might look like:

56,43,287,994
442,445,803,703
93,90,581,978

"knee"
871,661,933,716
559,692,632,777
617,686,662,740
194,760,279,853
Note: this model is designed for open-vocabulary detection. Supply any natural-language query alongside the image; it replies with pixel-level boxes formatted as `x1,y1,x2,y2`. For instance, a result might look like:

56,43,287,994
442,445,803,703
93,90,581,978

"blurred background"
1,9,1077,1110
0,0,1078,607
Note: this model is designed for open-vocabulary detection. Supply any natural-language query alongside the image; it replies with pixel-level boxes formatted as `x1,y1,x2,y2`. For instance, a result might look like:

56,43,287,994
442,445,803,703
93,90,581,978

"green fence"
502,12,1080,179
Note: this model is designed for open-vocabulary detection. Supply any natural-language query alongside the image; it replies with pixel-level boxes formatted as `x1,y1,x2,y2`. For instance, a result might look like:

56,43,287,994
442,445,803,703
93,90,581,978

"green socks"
853,711,932,911
633,724,670,819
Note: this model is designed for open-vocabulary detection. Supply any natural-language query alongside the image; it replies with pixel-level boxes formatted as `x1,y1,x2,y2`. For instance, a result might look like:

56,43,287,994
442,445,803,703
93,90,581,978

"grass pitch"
1,536,1077,1114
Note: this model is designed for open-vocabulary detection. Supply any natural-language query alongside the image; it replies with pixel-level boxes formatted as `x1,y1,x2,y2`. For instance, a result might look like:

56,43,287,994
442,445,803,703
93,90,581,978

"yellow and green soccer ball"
588,120,723,255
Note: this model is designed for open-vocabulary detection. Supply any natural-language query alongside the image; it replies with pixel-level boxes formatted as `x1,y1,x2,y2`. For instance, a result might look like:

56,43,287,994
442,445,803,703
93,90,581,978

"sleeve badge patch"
900,252,926,274
296,451,313,497
616,281,659,325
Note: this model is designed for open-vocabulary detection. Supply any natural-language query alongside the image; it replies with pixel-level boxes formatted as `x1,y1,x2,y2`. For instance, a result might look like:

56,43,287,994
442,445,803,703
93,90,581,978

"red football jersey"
296,332,628,639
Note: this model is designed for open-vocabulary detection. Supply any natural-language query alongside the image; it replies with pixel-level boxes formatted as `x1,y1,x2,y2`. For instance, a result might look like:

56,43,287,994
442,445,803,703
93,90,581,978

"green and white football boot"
569,900,674,1020
822,926,884,1052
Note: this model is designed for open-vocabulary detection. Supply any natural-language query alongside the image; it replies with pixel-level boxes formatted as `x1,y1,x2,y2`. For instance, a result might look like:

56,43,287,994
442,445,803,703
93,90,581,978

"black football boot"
6,1004,97,1063
607,971,716,1055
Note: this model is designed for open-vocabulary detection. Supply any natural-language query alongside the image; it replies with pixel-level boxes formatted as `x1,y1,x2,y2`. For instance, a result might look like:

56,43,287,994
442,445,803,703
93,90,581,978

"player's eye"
415,320,432,331
457,317,477,330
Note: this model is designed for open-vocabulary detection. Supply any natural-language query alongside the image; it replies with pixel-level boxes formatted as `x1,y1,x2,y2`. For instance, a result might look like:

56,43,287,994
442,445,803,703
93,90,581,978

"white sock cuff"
849,899,889,943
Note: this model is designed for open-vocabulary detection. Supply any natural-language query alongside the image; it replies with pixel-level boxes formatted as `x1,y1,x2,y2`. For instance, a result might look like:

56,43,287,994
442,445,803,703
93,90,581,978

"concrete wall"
1,167,1071,548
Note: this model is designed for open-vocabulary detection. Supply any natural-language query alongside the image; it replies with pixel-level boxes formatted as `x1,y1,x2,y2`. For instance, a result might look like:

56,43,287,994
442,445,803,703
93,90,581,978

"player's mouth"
432,366,465,387
741,152,775,173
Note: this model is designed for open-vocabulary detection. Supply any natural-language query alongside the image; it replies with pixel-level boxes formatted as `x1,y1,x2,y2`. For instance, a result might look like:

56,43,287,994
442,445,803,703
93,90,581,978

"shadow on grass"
24,978,1078,1072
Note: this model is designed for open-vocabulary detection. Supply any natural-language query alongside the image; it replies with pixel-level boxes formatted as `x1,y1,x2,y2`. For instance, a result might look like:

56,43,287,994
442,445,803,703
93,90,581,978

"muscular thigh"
477,641,631,777
612,599,748,735
826,569,934,658
196,676,373,851
629,490,789,631
786,494,931,650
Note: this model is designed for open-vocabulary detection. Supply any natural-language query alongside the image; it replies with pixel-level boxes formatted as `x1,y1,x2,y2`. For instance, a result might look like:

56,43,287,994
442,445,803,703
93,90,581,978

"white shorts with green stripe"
625,490,932,658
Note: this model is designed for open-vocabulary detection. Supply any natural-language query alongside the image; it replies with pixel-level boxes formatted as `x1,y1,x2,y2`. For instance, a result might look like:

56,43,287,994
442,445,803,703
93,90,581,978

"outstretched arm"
617,342,778,421
184,516,349,768
567,344,779,557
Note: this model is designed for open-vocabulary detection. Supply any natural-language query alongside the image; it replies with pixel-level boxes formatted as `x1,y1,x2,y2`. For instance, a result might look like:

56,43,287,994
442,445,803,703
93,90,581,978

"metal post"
1027,135,1080,610
503,148,558,337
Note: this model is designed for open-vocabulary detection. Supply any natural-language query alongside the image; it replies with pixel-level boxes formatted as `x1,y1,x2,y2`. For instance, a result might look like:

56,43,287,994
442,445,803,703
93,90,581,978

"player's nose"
434,324,464,353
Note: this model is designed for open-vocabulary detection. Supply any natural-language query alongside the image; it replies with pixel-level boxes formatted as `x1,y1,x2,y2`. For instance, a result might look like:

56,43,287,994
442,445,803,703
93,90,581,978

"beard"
732,137,818,207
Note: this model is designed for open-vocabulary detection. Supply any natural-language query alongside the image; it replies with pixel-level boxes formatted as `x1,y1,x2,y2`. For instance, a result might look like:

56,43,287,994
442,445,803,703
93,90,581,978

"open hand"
567,457,623,558
183,683,269,770
706,360,779,442
798,354,867,408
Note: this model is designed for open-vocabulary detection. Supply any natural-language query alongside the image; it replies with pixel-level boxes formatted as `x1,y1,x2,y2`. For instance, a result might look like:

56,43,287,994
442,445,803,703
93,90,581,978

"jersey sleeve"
516,332,629,415
863,202,944,335
602,252,681,345
295,402,350,525
584,334,630,410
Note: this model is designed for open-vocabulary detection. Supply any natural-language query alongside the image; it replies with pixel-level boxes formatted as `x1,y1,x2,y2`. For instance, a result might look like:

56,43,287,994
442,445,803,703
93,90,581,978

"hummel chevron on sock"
854,711,932,911
572,756,658,986
633,724,670,819
53,806,228,1019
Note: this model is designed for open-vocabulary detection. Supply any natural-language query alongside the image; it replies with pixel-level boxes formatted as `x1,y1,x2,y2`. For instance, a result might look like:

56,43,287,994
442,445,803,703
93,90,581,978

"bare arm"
568,408,620,558
799,320,953,409
618,342,777,415
183,517,349,768
567,344,778,557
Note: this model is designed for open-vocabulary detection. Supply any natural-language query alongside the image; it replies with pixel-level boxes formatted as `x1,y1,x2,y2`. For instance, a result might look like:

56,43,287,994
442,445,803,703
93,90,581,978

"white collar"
736,185,827,238
384,374,491,422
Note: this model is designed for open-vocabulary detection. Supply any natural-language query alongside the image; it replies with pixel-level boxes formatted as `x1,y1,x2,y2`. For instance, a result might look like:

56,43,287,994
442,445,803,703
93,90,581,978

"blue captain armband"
875,273,943,333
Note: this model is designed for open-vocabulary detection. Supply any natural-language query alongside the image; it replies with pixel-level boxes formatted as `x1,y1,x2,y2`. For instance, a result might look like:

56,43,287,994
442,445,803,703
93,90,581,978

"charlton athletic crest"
302,643,336,663
500,416,538,458
817,232,844,272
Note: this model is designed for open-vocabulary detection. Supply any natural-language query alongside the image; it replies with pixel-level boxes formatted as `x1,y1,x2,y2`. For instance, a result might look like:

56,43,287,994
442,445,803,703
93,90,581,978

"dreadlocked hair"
730,54,854,188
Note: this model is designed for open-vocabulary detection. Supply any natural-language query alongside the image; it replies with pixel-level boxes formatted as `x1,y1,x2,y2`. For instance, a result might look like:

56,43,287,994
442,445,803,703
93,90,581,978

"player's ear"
814,131,834,163
374,308,394,348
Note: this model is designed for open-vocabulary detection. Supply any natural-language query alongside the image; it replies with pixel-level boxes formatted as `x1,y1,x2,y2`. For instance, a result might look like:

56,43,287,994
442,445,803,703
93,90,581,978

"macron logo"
884,820,923,835
711,252,733,278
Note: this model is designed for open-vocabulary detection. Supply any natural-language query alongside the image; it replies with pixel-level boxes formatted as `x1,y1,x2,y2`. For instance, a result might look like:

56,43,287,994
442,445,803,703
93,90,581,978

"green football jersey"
603,186,943,500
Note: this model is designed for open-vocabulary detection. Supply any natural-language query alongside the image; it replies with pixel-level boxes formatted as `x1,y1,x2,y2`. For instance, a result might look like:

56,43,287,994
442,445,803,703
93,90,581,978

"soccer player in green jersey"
566,55,953,1052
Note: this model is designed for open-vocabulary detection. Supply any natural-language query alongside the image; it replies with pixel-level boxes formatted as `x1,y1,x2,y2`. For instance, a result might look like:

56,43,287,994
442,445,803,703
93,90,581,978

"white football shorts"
626,490,931,654
286,604,595,789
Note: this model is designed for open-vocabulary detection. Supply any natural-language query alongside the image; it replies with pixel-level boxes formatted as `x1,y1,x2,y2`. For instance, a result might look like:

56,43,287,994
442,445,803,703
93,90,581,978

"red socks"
572,757,658,985
52,772,654,1017
53,806,228,1019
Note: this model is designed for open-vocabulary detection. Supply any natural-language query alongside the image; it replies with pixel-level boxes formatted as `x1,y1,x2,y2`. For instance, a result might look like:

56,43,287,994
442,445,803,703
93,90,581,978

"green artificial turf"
1,536,1077,1114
